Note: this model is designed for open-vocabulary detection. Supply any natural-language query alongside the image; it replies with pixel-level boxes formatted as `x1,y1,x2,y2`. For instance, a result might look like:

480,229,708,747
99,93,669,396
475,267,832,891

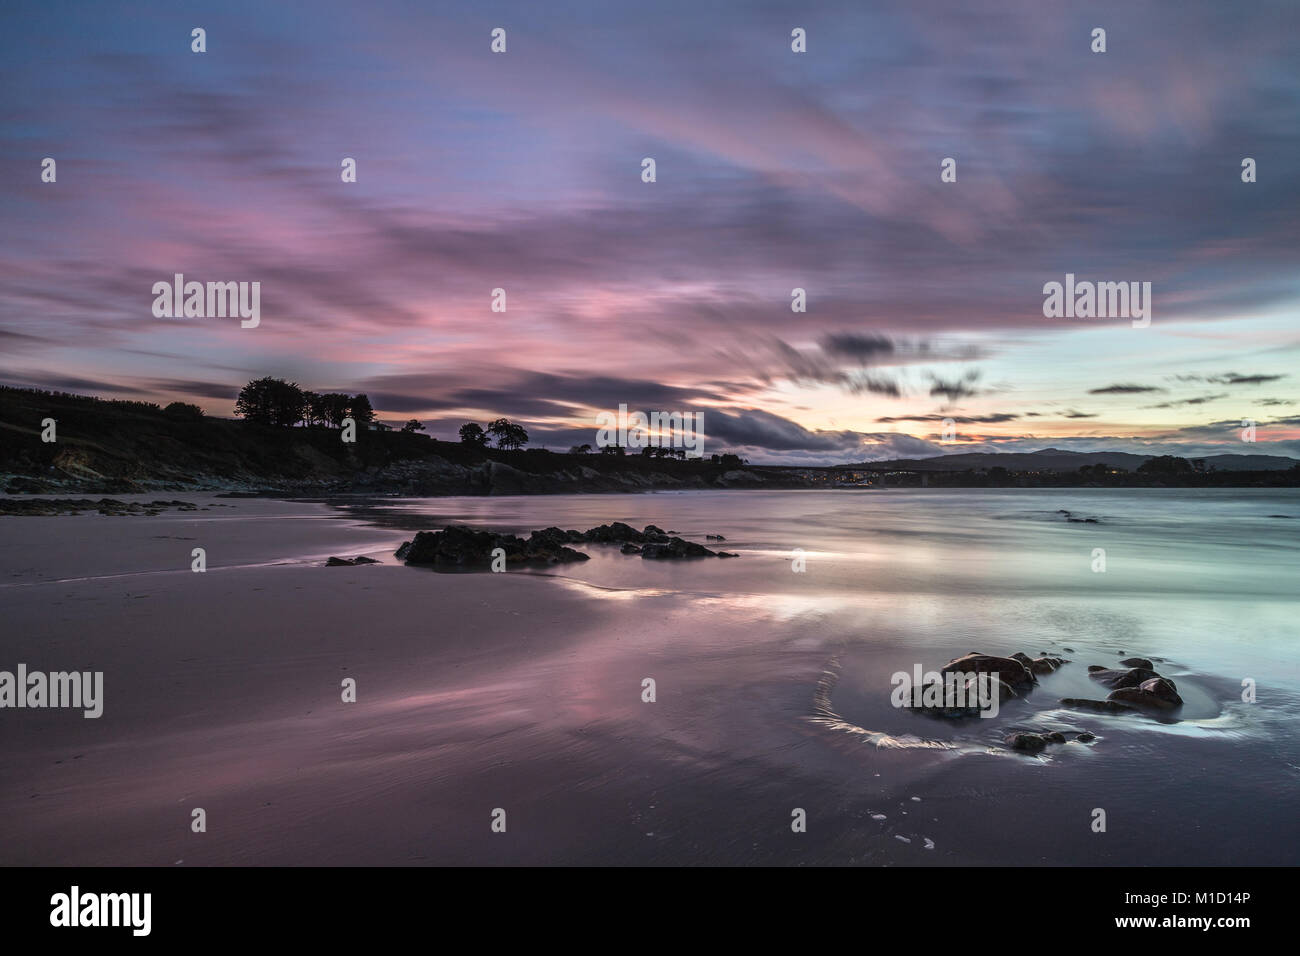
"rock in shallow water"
1006,732,1048,752
942,653,1036,691
641,537,716,559
1063,654,1185,715
1060,697,1137,714
1119,657,1154,669
397,525,590,568
1107,677,1182,710
394,521,735,568
1088,666,1161,689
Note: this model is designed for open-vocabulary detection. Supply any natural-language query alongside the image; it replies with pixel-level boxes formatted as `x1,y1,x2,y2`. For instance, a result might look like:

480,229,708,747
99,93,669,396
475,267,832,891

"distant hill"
846,448,1299,473
0,385,793,495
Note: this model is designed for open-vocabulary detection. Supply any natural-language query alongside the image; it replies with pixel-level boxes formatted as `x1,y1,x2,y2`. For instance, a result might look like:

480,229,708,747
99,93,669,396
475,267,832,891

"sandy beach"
1,496,843,865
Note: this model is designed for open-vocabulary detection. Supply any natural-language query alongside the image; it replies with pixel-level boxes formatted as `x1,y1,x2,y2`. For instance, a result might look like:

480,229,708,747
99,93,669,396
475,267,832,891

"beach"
2,489,1298,865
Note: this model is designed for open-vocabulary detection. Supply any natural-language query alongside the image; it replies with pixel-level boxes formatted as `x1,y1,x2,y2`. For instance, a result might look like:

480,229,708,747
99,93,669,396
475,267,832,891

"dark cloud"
703,408,865,453
928,371,982,402
1089,384,1165,394
1146,394,1228,409
819,333,895,362
876,413,1019,424
1207,373,1287,386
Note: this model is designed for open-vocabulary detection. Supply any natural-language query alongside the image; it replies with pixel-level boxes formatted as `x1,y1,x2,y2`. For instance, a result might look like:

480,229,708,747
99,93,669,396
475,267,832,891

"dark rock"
717,551,738,558
1141,677,1181,702
1043,731,1067,744
620,543,642,555
1088,666,1160,690
941,653,1035,691
398,525,590,569
1108,677,1182,711
1076,732,1096,742
529,526,586,548
1119,657,1154,669
583,522,644,543
705,534,726,541
1006,732,1047,753
1013,652,1067,675
352,556,380,564
0,497,200,517
641,537,716,559
326,556,355,566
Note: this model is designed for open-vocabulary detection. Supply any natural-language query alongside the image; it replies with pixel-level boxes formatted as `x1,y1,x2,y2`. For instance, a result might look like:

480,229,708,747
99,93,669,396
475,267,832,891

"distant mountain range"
847,448,1299,473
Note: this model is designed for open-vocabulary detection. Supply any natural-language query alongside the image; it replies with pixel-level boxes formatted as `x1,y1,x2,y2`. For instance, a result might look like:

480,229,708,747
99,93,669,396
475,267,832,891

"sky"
2,0,1298,464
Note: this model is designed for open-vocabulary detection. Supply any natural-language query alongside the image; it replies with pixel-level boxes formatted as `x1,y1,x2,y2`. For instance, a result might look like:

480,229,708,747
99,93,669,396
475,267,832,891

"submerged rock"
1004,730,1074,753
1060,697,1137,714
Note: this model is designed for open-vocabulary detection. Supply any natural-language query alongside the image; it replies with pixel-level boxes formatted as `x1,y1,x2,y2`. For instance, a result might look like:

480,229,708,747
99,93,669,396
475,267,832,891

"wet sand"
2,494,1297,865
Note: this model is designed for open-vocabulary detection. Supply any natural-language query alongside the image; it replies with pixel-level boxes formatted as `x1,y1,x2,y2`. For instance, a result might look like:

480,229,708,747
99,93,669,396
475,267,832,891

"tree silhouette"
459,423,488,446
235,377,306,427
349,394,375,426
487,418,528,450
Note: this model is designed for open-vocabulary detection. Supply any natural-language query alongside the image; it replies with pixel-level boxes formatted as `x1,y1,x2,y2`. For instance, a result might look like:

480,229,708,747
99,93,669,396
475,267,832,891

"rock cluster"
394,522,737,568
1061,659,1184,713
0,497,199,516
395,525,591,568
917,651,1070,717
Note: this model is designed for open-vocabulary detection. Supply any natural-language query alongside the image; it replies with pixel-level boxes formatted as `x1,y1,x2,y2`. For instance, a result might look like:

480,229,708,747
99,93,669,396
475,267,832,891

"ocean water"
336,487,1300,865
